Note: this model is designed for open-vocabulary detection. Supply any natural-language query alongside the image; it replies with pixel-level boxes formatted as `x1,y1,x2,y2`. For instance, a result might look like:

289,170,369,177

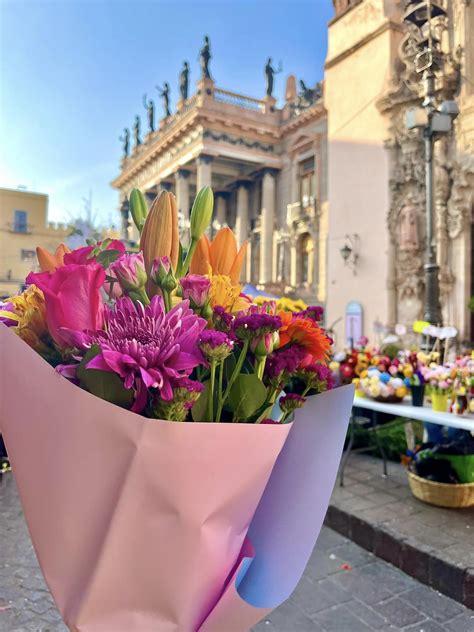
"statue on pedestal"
180,61,190,100
199,35,212,80
119,128,130,157
265,57,282,97
156,82,171,118
297,80,322,108
399,201,419,251
133,116,141,148
142,94,155,132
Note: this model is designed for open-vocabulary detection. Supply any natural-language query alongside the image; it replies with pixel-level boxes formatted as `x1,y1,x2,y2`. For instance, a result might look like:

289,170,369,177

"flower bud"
190,186,214,241
140,191,179,296
250,330,280,359
129,188,148,233
180,274,211,308
150,256,177,293
110,252,147,292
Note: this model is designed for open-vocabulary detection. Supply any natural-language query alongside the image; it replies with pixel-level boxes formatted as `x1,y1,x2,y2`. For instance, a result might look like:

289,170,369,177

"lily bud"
190,186,214,242
129,189,148,233
140,191,179,295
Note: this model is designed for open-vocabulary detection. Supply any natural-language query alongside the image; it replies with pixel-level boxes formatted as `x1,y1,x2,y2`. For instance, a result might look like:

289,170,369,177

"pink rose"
26,263,105,347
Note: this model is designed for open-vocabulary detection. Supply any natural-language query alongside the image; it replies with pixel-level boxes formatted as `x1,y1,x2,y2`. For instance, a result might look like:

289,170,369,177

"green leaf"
191,380,211,422
175,242,184,278
96,249,122,268
227,373,267,421
223,352,237,381
77,346,134,409
86,238,97,246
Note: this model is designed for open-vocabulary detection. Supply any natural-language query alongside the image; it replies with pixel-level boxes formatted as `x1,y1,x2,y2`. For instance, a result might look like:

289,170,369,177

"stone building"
112,0,474,346
0,188,69,297
111,76,327,306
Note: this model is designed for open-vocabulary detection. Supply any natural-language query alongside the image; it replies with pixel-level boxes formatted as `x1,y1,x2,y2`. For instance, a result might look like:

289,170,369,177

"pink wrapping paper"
0,324,354,631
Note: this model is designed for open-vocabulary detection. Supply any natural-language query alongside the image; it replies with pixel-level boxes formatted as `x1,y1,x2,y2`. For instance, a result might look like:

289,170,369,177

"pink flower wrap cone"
0,325,354,631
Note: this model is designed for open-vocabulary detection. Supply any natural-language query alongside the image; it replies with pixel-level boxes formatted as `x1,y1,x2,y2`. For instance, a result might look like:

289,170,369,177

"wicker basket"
407,470,474,508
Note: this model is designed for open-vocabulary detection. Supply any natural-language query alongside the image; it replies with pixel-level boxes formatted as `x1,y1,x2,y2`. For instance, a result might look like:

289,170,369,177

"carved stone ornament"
447,154,474,239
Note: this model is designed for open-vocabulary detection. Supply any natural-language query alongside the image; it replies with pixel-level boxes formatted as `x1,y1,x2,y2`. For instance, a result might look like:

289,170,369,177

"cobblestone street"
1,473,473,632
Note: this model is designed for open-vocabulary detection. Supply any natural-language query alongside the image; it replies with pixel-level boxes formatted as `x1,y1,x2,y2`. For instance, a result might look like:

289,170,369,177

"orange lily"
190,227,247,285
36,244,71,272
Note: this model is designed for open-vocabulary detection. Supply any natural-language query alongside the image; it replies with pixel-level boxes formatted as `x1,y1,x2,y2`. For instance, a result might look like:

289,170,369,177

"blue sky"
0,0,333,226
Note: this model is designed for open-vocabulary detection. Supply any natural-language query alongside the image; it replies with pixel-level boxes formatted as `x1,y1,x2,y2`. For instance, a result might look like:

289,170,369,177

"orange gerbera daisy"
278,311,332,364
190,227,247,284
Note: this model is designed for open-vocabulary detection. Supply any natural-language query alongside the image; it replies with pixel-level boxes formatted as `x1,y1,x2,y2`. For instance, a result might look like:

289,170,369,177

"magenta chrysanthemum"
68,296,207,410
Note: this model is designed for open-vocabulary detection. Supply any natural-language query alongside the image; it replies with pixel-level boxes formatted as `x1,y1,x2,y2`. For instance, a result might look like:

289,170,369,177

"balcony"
287,198,317,226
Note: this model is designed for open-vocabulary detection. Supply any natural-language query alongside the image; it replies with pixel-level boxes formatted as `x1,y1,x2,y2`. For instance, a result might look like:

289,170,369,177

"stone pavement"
326,453,474,608
1,473,473,632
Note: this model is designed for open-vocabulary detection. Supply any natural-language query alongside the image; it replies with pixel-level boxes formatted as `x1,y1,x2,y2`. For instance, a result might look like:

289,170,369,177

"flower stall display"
0,187,354,632
421,364,454,412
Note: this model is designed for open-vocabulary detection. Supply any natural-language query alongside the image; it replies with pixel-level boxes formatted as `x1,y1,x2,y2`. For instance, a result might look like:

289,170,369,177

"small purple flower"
298,305,324,322
299,363,335,391
110,252,147,291
265,345,308,380
199,329,234,361
233,314,282,341
280,393,306,413
212,306,234,332
180,274,211,308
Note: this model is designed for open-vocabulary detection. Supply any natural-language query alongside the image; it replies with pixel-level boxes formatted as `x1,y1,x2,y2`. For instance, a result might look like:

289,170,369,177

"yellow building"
0,188,69,297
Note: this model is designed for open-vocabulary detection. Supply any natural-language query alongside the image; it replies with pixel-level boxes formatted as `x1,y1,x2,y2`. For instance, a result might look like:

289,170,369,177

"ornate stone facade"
112,77,327,304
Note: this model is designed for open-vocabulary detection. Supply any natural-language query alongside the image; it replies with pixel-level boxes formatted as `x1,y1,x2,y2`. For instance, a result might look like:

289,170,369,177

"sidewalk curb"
324,504,474,610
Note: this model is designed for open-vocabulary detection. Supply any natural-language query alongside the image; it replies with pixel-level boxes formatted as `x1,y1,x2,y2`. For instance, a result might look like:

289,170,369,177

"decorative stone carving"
447,153,474,239
399,201,420,251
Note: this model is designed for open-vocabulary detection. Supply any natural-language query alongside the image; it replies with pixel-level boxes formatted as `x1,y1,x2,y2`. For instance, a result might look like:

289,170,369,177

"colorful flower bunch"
253,296,309,313
420,364,454,394
0,187,333,424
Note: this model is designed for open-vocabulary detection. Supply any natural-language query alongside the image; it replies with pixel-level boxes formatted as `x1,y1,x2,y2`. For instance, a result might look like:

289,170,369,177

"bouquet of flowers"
0,187,353,632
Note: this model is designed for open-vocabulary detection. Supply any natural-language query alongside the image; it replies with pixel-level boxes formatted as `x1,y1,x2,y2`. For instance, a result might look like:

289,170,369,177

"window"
299,158,315,208
21,249,36,261
14,210,28,233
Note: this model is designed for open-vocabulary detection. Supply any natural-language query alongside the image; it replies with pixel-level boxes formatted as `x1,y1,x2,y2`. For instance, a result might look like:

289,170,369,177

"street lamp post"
403,0,456,327
422,65,442,325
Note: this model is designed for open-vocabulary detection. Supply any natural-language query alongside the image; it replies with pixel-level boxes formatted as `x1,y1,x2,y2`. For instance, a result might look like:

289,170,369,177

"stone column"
215,192,228,227
175,169,190,245
235,182,250,247
196,154,213,191
290,235,298,288
259,169,276,285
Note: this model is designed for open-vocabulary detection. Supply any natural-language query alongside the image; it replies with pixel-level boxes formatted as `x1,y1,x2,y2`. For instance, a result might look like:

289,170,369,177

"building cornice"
325,20,403,70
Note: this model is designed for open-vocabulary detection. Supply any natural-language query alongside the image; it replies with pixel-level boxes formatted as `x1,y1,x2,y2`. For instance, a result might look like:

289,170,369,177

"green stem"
256,356,267,380
129,287,150,306
162,289,172,313
207,359,217,422
216,361,224,422
180,237,198,277
218,340,249,419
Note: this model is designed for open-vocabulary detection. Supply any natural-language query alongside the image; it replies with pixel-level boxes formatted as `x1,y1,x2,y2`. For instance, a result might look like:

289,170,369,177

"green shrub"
349,417,423,462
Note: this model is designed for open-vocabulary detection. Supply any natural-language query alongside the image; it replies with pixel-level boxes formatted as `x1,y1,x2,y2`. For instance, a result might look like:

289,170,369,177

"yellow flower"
253,295,308,313
209,274,250,313
0,285,49,352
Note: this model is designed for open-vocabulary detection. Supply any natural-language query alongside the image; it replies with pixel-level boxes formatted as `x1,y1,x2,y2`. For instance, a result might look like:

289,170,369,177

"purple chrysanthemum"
63,296,207,411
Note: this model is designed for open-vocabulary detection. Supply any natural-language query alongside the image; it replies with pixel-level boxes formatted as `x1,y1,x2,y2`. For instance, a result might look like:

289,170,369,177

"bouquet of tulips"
0,187,353,632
